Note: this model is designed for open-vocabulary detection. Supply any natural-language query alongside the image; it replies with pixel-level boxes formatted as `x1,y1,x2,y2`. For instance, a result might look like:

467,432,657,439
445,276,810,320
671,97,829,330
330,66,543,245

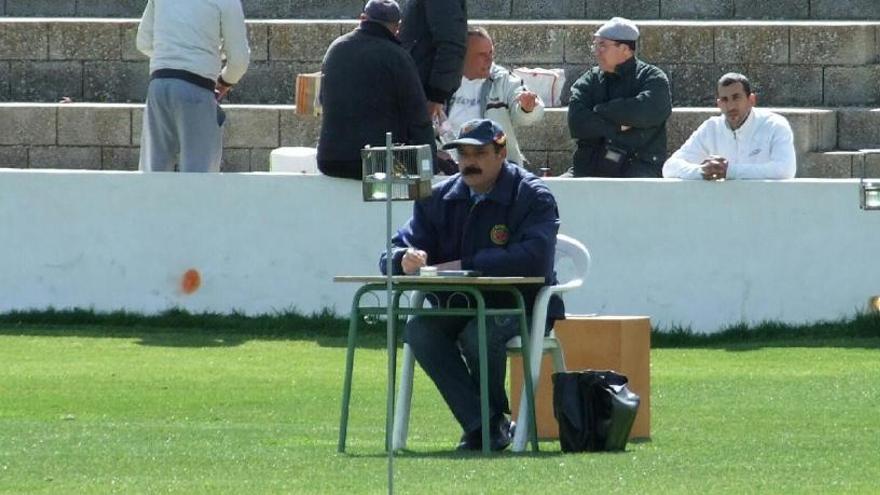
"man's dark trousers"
405,314,520,433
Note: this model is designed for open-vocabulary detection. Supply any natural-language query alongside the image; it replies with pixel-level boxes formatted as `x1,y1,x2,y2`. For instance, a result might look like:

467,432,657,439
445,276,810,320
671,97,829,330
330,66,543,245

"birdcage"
361,143,433,202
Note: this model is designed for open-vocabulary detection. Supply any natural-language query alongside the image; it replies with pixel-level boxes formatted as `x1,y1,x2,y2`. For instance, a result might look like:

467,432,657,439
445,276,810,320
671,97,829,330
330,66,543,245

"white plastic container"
270,147,318,174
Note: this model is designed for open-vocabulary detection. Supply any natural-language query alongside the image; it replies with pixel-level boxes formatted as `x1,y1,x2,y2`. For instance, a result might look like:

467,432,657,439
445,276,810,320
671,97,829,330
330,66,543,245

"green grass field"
1,313,878,494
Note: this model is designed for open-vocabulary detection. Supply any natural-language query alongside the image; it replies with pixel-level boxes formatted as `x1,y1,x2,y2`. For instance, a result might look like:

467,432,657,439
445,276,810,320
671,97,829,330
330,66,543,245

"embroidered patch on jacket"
750,148,761,156
490,224,510,245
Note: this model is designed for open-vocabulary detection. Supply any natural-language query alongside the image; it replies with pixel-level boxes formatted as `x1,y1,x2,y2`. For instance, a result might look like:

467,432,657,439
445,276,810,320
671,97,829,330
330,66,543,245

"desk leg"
385,291,404,452
338,289,365,453
517,309,539,452
475,295,491,455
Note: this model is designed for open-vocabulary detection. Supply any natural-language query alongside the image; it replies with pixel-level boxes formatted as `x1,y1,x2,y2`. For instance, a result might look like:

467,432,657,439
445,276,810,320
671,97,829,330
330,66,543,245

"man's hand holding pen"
401,248,428,274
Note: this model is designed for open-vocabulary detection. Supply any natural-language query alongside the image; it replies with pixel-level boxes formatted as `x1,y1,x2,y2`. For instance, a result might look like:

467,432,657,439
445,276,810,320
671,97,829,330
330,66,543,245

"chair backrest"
553,233,591,292
413,233,591,313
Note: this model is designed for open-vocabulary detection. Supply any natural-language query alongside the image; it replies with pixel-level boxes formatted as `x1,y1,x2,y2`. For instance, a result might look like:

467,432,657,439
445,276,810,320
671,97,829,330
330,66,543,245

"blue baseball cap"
442,118,507,149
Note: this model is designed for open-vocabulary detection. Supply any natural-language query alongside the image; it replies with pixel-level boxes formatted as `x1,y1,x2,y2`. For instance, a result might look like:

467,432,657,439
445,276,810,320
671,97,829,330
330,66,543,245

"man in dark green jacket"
567,17,671,177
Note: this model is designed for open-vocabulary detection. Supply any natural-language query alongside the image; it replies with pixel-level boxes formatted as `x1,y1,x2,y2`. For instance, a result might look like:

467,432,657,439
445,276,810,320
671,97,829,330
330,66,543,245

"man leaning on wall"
663,73,796,180
566,17,671,178
136,0,250,173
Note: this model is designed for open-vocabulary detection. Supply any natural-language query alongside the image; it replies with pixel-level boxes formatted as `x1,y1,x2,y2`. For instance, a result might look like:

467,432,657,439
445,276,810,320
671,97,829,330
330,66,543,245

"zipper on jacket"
460,198,483,258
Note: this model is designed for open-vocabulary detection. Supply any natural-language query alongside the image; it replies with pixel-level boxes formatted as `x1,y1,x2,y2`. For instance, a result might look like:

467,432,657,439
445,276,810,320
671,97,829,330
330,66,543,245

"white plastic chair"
392,234,591,452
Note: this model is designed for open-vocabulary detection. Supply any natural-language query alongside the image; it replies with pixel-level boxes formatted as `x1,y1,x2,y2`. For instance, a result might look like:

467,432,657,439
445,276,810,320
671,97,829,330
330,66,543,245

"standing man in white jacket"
441,26,544,167
136,0,250,172
663,73,796,180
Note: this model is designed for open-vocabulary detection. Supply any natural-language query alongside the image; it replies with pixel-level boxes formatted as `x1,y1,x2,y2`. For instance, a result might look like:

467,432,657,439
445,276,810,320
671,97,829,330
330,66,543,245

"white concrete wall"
1,169,878,333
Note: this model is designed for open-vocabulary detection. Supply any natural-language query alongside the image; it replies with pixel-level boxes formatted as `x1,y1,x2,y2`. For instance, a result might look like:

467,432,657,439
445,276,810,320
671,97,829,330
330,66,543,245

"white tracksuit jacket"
662,108,797,179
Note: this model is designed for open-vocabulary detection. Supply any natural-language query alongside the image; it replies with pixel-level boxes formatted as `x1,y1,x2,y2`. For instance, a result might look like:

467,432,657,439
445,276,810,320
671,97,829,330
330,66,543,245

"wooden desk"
334,275,544,454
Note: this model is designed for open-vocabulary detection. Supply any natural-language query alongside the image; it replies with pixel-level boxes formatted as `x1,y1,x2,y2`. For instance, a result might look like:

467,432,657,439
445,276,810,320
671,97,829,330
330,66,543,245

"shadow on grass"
0,308,392,349
342,449,567,460
343,443,646,459
1,308,878,351
652,313,880,352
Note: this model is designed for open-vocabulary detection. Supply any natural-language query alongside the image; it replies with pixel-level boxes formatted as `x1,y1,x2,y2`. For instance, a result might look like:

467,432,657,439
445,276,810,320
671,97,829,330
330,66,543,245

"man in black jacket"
317,0,434,179
567,17,671,177
398,0,468,119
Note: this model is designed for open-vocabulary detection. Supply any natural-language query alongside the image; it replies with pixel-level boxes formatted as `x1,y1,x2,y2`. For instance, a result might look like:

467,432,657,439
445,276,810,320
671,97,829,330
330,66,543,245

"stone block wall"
2,0,879,19
0,20,345,104
0,103,858,176
0,103,320,172
2,20,879,107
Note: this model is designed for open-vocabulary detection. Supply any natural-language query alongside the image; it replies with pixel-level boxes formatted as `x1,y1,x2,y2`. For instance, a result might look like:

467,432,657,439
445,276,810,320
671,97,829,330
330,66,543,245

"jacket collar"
488,63,504,82
442,161,517,205
604,56,637,78
726,107,758,133
357,20,401,44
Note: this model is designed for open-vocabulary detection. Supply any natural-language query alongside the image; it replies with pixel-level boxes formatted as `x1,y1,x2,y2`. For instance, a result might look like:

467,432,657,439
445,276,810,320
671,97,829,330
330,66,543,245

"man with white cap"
567,17,671,177
317,0,434,179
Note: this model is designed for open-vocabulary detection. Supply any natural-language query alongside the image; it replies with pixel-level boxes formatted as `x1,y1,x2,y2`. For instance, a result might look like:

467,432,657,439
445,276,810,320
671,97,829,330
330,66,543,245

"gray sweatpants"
139,78,223,173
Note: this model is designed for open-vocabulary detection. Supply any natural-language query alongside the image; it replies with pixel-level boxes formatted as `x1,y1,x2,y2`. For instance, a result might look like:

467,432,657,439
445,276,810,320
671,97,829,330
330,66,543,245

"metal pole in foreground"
384,131,395,495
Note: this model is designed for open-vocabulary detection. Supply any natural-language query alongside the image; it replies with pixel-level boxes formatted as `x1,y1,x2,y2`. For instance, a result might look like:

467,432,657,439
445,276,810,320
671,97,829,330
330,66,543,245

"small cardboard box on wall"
295,72,322,116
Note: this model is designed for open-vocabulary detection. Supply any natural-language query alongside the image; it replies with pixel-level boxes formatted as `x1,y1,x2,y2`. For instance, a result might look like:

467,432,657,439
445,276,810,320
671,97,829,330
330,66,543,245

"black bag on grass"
552,370,640,452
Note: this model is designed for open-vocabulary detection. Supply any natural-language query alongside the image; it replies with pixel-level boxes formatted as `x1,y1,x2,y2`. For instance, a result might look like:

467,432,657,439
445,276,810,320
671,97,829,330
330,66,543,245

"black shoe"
456,416,511,452
456,429,481,451
490,416,512,451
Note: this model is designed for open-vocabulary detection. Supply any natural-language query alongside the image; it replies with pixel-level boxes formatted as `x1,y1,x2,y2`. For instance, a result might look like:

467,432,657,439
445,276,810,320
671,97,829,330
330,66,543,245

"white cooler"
270,147,319,174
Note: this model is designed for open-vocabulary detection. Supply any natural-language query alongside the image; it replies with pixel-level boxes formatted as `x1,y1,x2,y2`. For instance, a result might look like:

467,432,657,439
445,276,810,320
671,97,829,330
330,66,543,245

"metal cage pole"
383,131,395,495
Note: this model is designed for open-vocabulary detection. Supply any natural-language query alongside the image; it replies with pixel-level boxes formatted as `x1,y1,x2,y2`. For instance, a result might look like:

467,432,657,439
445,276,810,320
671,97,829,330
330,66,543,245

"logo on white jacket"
749,148,761,156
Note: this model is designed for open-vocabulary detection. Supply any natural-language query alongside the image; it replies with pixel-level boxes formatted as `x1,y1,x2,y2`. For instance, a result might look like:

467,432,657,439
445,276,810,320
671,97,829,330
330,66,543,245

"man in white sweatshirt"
663,73,796,180
136,0,250,172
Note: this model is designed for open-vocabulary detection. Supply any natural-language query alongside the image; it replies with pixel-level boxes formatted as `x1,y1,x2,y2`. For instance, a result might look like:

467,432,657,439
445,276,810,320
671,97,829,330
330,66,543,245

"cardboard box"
295,72,322,116
510,315,651,439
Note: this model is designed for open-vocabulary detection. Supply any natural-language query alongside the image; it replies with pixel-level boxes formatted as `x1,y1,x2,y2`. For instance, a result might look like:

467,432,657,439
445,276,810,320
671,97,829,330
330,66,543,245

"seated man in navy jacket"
380,118,562,451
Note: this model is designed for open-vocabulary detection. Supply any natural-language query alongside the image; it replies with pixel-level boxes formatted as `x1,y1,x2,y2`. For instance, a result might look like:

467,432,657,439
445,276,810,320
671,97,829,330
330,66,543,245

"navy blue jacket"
380,162,564,320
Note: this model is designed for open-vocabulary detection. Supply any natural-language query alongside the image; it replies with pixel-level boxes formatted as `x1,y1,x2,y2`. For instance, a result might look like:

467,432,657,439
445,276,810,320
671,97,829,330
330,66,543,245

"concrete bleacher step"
2,0,879,20
530,107,838,172
801,151,880,178
836,108,880,150
2,19,879,107
0,103,844,175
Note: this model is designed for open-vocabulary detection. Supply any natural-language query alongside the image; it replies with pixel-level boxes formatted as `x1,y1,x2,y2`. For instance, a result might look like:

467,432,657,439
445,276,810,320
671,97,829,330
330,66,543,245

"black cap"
363,0,401,23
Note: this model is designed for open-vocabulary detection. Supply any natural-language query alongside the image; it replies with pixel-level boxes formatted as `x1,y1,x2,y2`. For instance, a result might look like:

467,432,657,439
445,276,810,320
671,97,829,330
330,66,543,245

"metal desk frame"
335,276,542,454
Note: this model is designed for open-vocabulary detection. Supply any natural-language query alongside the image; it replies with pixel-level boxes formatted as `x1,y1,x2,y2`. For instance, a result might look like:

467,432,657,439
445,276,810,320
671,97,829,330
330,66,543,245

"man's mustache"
462,166,482,176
